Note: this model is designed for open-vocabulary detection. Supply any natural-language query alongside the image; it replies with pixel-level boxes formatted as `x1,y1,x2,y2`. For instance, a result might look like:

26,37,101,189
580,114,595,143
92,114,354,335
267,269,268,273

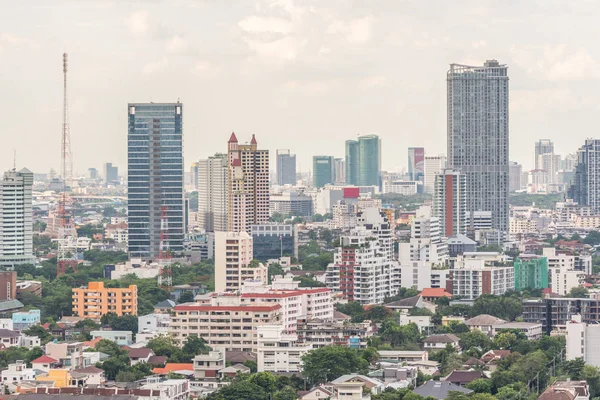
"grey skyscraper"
508,161,523,192
127,103,184,258
313,156,334,188
103,162,118,185
534,139,554,170
276,149,296,185
447,60,509,232
569,139,600,211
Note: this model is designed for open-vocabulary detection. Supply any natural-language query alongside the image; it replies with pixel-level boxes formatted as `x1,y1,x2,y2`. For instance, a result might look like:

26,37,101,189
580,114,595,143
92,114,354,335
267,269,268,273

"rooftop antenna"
13,149,16,170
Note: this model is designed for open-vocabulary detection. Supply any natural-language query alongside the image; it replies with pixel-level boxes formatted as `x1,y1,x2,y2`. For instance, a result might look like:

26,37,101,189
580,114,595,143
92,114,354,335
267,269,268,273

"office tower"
227,133,270,233
197,154,228,232
0,169,34,268
408,147,425,181
539,153,562,185
103,163,118,185
447,60,509,232
214,231,267,292
423,154,446,194
358,134,381,186
508,162,523,192
345,140,359,185
313,156,334,188
87,168,99,180
535,139,554,170
563,153,577,172
190,162,199,191
569,139,600,212
333,158,346,184
433,169,467,237
276,149,296,186
127,103,184,258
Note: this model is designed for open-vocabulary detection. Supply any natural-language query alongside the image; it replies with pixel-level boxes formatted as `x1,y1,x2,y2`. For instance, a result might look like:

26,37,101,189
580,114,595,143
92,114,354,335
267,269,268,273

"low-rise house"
480,350,511,371
193,350,225,384
441,316,465,326
492,322,543,340
12,309,41,330
423,334,460,351
384,295,435,314
69,366,105,386
1,361,36,392
330,374,385,398
153,299,176,314
138,313,170,338
378,350,428,363
298,386,336,400
20,334,41,349
420,288,452,303
465,314,507,335
539,380,590,400
31,355,59,372
0,329,21,347
399,314,432,332
219,364,251,378
45,342,85,370
128,347,155,365
413,380,473,399
405,360,440,376
152,363,194,376
443,370,485,386
368,365,417,386
148,355,168,366
90,330,133,346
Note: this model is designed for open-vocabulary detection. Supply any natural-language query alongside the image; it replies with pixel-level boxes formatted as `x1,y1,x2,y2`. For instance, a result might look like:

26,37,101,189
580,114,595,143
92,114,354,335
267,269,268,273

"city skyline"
1,1,597,175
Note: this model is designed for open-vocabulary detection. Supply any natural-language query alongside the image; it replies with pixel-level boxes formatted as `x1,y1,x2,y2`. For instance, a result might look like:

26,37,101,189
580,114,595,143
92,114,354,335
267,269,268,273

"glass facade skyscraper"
313,156,334,188
345,140,359,185
447,60,509,232
357,134,381,186
128,103,184,258
276,149,296,186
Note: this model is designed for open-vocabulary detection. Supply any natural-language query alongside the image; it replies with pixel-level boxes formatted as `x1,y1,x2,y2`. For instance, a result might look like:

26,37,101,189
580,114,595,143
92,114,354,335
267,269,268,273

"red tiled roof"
420,288,452,298
228,132,238,143
84,337,103,347
152,363,193,374
173,304,281,312
32,355,58,364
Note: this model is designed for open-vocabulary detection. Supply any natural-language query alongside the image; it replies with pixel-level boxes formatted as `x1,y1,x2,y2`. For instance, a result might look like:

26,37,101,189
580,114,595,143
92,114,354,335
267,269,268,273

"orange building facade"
72,282,138,319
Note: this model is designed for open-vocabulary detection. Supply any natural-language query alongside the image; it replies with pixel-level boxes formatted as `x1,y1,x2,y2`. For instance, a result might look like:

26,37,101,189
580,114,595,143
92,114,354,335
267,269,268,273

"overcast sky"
1,0,597,176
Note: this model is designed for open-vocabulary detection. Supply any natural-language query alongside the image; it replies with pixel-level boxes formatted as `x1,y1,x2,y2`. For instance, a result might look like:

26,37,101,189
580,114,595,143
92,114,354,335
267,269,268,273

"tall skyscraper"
423,154,447,194
509,161,523,192
345,140,359,185
433,169,467,237
103,162,118,185
357,134,381,186
127,103,184,258
569,139,600,211
447,60,509,232
227,133,270,233
534,139,554,170
333,158,346,184
197,154,228,232
276,149,296,186
0,168,34,268
313,156,334,188
408,147,425,181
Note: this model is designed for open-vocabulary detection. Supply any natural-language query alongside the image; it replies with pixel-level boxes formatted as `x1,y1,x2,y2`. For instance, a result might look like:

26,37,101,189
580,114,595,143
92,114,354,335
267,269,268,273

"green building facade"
345,140,359,185
313,156,334,188
357,134,381,186
514,257,549,291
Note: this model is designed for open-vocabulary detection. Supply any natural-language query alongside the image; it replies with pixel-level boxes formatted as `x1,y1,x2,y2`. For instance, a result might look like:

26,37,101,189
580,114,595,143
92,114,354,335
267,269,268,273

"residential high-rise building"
214,231,267,292
513,256,549,291
276,150,296,186
345,140,359,185
433,169,467,237
569,139,600,212
72,282,138,318
447,60,509,232
0,169,34,269
197,154,228,232
508,162,523,192
408,147,425,181
534,139,554,170
423,154,446,194
103,163,118,185
127,103,184,258
313,156,334,188
358,134,381,186
227,133,270,233
539,153,562,185
190,162,199,191
333,158,345,184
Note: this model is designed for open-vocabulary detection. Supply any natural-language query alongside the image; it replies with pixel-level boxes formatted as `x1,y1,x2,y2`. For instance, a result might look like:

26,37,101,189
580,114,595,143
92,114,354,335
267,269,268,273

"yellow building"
72,282,138,319
35,369,70,388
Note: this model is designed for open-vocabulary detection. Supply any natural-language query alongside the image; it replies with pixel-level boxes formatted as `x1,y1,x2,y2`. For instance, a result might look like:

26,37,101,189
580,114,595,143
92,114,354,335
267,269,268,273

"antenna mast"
61,53,72,186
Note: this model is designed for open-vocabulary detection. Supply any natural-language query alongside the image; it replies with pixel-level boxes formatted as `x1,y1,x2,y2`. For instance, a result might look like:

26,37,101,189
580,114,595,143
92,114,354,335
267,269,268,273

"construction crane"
157,206,173,290
57,53,77,277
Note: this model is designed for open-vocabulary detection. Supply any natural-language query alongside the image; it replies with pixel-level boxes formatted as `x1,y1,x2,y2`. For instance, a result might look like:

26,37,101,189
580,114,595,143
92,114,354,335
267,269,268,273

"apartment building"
72,282,138,319
257,325,312,373
543,247,592,274
523,297,600,334
450,253,514,300
296,319,375,349
214,231,267,293
398,217,448,264
45,342,85,370
169,303,281,352
566,315,600,367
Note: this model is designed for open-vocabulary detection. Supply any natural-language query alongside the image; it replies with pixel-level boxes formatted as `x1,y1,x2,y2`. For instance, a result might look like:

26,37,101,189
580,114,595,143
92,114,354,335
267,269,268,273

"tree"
207,381,267,400
75,319,100,329
116,371,137,382
301,346,369,384
470,294,522,321
268,263,284,284
335,302,365,323
178,291,195,303
243,360,257,373
583,365,600,398
101,313,138,333
509,350,547,383
274,386,298,400
465,378,493,394
181,335,210,360
249,372,277,393
459,330,492,355
22,325,52,344
567,286,588,298
563,357,585,380
147,335,180,359
365,306,392,323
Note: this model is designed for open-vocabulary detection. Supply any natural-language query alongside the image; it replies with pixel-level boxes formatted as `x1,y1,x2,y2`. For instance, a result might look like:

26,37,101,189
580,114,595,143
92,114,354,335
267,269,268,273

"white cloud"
142,57,168,75
238,16,293,34
166,35,188,53
126,11,151,37
326,16,375,45
192,61,219,78
511,44,600,81
359,75,387,89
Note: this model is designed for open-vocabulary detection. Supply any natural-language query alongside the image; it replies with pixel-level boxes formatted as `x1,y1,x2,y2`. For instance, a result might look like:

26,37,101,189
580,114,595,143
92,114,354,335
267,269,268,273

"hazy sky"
1,0,598,176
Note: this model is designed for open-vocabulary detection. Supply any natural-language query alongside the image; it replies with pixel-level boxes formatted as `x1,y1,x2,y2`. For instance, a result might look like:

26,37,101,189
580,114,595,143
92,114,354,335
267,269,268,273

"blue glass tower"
128,103,184,258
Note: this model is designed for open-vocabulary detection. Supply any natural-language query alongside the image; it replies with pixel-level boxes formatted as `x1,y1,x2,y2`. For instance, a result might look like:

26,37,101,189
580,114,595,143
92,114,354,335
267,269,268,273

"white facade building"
452,253,514,300
423,155,446,194
0,169,34,268
1,361,35,390
382,181,418,195
399,217,448,265
257,325,312,373
197,154,228,232
214,231,267,293
566,315,600,368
